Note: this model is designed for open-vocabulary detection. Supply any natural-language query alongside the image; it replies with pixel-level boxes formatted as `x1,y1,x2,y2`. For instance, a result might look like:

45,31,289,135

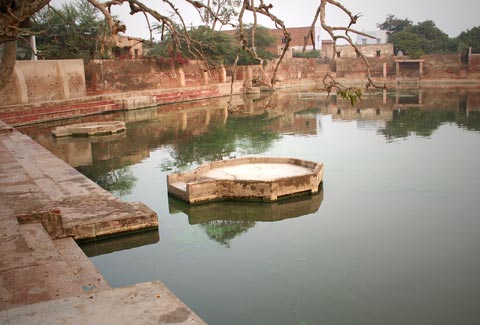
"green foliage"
338,88,362,106
389,31,424,58
234,25,277,65
293,50,320,58
377,14,413,34
378,15,459,56
457,26,480,53
183,26,235,64
31,0,109,62
409,20,455,53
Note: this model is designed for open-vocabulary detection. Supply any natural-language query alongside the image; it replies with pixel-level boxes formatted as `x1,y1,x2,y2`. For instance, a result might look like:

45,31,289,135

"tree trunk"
0,41,17,91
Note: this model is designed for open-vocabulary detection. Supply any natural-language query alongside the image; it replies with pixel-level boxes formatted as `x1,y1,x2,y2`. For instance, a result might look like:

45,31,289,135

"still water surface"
21,87,480,324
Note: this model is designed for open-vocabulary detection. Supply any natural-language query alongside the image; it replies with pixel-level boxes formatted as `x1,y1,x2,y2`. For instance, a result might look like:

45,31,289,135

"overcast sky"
51,0,479,39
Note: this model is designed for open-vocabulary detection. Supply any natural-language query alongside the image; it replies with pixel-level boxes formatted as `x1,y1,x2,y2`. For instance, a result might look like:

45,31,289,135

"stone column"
177,67,186,87
243,66,252,87
181,112,188,130
14,66,28,104
383,62,387,78
219,65,227,83
203,70,209,85
56,61,70,100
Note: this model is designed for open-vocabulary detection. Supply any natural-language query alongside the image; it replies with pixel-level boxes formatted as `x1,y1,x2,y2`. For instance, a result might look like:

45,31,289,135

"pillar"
383,62,387,78
14,66,28,104
56,61,70,100
177,67,186,87
219,65,227,83
203,70,209,85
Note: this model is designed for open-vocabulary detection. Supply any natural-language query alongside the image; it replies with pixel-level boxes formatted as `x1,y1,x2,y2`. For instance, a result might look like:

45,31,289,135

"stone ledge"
0,281,206,325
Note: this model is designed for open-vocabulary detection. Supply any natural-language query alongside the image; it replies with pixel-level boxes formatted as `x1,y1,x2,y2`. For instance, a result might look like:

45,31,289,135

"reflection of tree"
96,167,137,197
199,220,256,248
379,109,456,141
77,159,137,197
169,113,280,171
456,112,480,132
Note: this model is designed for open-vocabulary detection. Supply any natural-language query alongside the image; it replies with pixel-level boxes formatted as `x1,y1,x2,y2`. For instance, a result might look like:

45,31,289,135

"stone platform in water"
52,121,126,137
167,157,323,203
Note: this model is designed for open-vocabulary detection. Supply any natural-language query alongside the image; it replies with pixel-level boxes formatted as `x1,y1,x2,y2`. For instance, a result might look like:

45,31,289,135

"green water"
22,87,480,324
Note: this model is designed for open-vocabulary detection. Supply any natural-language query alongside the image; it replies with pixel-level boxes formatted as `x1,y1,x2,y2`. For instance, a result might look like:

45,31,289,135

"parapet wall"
0,59,86,106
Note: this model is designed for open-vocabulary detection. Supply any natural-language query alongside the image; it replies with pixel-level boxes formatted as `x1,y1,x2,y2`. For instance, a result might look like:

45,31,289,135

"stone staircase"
0,99,120,126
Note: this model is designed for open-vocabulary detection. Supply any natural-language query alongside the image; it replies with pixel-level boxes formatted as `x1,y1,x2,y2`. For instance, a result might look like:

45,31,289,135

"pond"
20,86,480,324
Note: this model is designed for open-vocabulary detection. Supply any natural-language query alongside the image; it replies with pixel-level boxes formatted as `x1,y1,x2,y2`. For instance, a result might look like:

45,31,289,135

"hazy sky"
51,0,479,39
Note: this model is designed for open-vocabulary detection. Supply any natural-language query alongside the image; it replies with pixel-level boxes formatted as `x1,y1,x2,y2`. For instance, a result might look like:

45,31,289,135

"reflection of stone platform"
52,121,126,137
169,187,323,224
80,229,160,257
167,157,323,203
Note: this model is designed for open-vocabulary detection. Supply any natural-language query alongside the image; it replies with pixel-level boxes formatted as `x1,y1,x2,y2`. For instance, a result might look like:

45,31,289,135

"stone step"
0,102,120,126
0,223,110,311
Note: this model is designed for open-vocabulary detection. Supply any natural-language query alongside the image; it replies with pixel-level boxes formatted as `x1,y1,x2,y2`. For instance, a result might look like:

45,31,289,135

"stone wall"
85,59,226,93
335,57,395,78
335,43,394,58
469,54,480,73
422,54,467,79
0,60,86,106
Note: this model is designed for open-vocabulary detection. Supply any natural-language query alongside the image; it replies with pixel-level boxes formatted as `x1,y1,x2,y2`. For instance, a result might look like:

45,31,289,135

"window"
376,50,381,57
376,38,381,44
281,37,287,44
336,51,341,58
362,39,367,45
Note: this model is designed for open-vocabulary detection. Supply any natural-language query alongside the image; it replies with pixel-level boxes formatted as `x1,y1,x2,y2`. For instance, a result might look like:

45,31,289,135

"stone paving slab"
0,281,206,325
0,129,158,239
0,127,202,324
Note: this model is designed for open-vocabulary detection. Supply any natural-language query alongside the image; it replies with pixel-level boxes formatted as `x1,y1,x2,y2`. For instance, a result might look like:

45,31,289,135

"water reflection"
15,87,480,324
80,229,160,257
168,188,323,247
18,88,480,185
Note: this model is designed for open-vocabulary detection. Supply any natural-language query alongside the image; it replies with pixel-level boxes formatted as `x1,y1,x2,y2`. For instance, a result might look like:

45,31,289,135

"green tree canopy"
377,14,413,34
389,31,424,58
234,24,277,65
409,20,456,53
31,0,109,61
457,26,480,53
378,15,458,56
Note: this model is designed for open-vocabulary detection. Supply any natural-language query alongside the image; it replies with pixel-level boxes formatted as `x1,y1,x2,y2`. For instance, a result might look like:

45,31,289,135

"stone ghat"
167,157,323,203
0,129,157,240
0,127,205,323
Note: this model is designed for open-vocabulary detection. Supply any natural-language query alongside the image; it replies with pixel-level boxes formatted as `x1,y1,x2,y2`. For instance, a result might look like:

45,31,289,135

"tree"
149,25,235,66
378,15,458,55
31,0,110,61
235,24,276,65
409,20,455,54
0,0,50,90
202,0,241,30
458,26,480,53
389,31,424,58
377,14,413,35
1,0,376,96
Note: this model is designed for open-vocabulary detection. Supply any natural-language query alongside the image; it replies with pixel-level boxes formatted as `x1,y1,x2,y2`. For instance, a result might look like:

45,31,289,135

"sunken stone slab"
52,121,126,137
167,157,323,203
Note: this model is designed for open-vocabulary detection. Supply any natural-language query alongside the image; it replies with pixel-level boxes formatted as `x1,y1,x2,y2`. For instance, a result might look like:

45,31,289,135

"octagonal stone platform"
167,157,323,203
52,121,126,137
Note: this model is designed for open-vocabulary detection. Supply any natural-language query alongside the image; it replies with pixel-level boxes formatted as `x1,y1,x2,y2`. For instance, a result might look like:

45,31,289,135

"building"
111,35,143,59
356,30,388,45
267,26,322,57
320,30,393,59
